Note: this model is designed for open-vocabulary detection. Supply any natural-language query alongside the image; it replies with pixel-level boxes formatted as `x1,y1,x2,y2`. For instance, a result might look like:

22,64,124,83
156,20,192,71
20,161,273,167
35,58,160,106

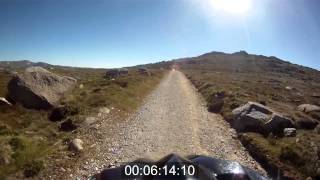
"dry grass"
240,131,319,179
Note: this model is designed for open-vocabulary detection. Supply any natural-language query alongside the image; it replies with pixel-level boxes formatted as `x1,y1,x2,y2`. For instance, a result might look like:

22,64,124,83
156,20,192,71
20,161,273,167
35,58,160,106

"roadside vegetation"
0,64,165,179
177,51,320,179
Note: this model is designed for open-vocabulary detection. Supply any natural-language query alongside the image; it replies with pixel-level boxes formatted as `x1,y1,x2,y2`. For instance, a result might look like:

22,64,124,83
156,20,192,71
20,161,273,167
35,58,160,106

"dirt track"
73,70,265,178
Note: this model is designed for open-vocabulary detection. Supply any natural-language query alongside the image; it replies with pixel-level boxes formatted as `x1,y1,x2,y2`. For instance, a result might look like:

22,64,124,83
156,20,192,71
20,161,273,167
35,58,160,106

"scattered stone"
105,68,129,79
79,84,84,89
60,119,78,131
232,102,294,135
285,86,293,90
297,104,320,113
60,167,66,172
0,97,12,106
7,66,77,109
284,128,297,137
99,107,110,114
69,138,84,152
84,117,97,126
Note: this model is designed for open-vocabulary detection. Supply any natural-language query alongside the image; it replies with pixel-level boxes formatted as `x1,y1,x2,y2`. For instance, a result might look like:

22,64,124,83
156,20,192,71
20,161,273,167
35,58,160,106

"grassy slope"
0,67,165,179
177,52,320,179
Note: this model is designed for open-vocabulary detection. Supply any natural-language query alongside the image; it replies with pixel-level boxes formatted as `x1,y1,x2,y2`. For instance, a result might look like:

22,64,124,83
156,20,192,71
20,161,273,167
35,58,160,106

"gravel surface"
73,70,266,179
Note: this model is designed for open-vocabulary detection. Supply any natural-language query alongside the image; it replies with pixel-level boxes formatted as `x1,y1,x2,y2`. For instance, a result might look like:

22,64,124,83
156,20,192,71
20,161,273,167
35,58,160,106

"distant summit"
232,50,249,56
0,60,52,70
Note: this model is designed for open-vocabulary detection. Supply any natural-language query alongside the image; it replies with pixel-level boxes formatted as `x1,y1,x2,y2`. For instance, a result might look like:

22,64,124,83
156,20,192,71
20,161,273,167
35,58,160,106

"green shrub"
9,137,25,151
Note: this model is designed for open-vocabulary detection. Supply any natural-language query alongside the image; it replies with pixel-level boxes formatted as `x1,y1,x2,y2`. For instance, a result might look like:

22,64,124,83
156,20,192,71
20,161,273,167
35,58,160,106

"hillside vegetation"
175,51,320,179
0,62,165,179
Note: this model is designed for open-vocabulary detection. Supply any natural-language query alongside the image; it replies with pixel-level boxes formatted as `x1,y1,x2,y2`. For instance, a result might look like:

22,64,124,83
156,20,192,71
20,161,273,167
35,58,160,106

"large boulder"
105,68,128,79
232,102,294,135
7,67,77,109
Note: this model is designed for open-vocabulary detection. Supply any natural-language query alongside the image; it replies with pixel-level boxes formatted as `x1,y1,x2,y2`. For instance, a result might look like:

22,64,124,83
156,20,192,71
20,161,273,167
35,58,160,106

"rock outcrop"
7,67,77,109
232,102,294,135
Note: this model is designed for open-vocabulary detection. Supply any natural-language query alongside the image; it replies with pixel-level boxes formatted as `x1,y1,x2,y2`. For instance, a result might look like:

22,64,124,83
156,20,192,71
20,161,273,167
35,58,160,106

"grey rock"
69,138,84,152
283,128,297,137
7,66,77,109
297,104,320,113
84,117,97,126
99,107,110,114
285,86,293,90
0,97,12,106
232,102,293,135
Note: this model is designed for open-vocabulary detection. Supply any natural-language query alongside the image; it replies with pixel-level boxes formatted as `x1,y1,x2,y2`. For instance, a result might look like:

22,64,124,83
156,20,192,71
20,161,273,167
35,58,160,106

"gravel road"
73,70,265,178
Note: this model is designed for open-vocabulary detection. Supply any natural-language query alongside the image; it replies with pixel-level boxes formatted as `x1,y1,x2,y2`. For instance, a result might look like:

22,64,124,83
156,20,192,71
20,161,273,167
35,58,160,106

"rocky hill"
170,51,320,179
0,60,53,70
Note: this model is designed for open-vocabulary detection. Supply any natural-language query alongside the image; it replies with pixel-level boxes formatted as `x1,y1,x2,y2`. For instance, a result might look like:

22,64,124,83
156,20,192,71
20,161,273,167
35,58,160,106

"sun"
210,0,252,15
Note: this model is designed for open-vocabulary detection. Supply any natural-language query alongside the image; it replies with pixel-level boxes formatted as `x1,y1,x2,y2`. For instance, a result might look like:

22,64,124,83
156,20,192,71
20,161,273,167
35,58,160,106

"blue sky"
0,0,319,69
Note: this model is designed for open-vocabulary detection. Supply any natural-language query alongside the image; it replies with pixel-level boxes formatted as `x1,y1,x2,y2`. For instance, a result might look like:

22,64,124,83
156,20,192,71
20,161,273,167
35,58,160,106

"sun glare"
210,0,252,15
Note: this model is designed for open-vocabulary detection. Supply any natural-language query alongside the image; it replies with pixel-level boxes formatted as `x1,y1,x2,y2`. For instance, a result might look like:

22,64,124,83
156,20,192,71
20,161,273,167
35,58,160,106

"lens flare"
210,0,252,15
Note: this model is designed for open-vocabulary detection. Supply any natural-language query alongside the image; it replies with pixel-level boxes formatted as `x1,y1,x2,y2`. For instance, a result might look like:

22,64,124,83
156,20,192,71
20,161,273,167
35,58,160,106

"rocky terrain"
1,51,319,180
171,51,320,179
41,70,265,179
0,62,164,179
